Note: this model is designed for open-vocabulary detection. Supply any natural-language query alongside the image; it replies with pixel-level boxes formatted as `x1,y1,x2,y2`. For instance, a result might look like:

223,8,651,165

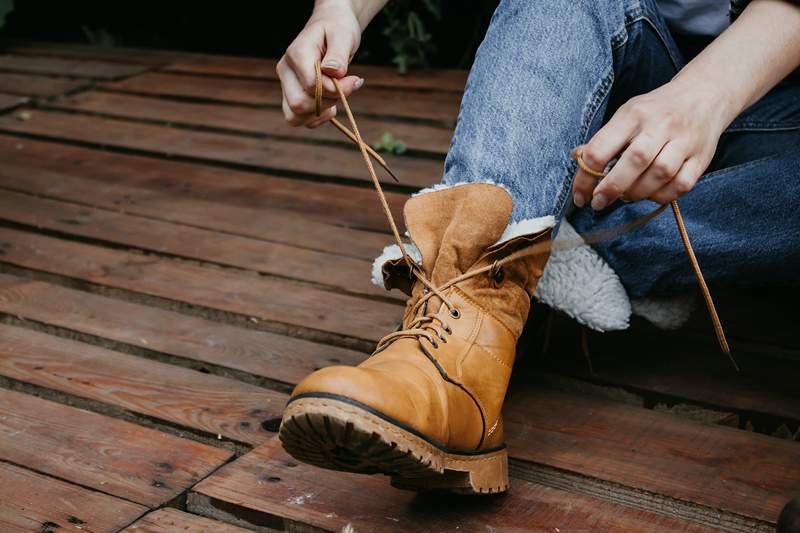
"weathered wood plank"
0,93,26,111
0,228,402,342
123,508,250,533
49,91,452,155
503,387,800,524
0,134,405,244
545,318,800,423
0,54,147,79
0,387,232,506
105,72,461,126
0,461,146,532
0,189,398,301
0,109,441,189
1,41,189,66
167,56,469,93
0,274,366,386
190,438,711,533
0,72,88,97
0,322,285,445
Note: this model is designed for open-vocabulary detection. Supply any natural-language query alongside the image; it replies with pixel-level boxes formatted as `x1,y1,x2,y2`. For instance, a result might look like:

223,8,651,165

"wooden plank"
0,189,399,301
0,387,232,507
0,54,146,80
0,228,402,342
0,72,88,97
167,56,469,93
0,109,441,189
190,438,711,533
0,461,146,532
0,133,405,241
0,322,286,445
0,93,26,111
1,41,191,66
503,387,800,524
124,508,250,533
105,72,462,126
544,318,800,423
0,274,366,386
0,135,407,239
48,91,452,156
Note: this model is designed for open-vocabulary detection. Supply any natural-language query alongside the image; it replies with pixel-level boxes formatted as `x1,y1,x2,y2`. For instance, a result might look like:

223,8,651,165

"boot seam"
452,286,518,340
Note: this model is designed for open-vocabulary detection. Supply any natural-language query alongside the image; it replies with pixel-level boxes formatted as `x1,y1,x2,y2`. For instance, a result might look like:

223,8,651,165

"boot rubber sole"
278,393,508,494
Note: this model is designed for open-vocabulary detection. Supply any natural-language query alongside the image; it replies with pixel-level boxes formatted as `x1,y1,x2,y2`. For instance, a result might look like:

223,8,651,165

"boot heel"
391,447,508,494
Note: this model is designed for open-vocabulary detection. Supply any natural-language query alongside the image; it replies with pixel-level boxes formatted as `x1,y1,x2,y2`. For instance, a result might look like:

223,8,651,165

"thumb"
321,30,355,79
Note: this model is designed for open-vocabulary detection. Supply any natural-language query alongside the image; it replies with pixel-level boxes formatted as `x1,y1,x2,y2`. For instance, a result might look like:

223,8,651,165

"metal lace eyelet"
444,325,452,335
492,266,505,286
449,308,461,319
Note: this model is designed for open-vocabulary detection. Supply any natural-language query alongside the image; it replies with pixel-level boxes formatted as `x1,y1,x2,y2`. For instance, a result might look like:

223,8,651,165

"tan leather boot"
279,183,552,494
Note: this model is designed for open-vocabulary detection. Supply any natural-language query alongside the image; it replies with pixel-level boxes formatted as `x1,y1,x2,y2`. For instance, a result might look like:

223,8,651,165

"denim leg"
571,79,800,296
442,0,683,223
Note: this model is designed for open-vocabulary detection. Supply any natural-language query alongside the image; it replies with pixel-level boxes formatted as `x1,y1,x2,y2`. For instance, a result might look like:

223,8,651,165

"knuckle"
602,181,623,198
673,178,693,195
628,146,650,166
651,160,674,178
582,146,605,169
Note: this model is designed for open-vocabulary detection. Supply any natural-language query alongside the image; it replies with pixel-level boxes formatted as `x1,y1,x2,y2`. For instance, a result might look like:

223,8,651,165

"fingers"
284,24,324,94
306,105,337,129
572,112,639,208
649,158,702,204
625,141,686,201
321,27,356,78
592,131,667,210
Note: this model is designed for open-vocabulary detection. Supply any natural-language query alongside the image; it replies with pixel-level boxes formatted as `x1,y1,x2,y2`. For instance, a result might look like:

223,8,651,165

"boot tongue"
404,183,513,288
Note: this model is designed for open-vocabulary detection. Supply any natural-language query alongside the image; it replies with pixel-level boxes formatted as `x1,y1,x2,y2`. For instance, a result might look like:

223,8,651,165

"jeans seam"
725,123,800,133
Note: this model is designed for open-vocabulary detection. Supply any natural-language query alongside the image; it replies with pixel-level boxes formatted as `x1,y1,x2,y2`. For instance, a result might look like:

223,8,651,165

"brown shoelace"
313,61,735,369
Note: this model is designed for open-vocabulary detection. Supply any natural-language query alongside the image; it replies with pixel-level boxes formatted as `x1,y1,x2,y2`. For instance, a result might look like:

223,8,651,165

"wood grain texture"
0,133,405,244
0,227,402,342
0,93,26,110
0,274,366,385
0,387,231,506
0,322,286,445
105,72,462,126
0,189,399,301
167,56,469,93
0,54,147,79
123,508,251,533
0,461,146,532
503,387,800,524
1,41,190,65
190,438,711,533
0,109,441,189
0,72,88,97
49,91,453,155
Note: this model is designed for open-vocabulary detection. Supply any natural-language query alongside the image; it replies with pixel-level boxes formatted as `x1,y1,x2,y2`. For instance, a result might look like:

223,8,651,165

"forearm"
315,0,388,30
672,0,800,127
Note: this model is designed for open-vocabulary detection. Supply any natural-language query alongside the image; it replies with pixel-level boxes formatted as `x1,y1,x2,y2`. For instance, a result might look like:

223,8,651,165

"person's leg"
571,81,800,296
441,0,685,224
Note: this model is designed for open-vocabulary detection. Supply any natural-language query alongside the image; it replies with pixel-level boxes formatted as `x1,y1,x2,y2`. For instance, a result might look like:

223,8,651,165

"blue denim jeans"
442,0,800,297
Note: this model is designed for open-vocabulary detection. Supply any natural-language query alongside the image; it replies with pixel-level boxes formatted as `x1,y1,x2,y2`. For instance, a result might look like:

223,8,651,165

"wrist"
314,0,385,30
669,72,741,132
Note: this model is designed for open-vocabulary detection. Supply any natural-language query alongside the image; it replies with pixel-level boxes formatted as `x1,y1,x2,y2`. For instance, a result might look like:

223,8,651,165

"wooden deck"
0,41,796,533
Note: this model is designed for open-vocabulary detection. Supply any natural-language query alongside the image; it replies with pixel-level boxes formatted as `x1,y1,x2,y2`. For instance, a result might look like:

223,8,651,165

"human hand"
572,79,730,209
276,0,365,128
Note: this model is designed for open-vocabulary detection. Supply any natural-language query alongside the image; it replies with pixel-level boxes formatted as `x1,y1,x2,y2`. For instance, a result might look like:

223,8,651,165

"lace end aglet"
386,166,400,183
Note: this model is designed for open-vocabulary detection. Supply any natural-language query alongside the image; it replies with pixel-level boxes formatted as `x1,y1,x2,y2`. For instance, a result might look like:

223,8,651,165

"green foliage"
381,0,443,74
0,0,14,29
373,132,408,155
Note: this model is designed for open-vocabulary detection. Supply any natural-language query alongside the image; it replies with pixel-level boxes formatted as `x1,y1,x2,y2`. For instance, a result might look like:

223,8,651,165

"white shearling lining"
496,216,556,245
371,243,421,286
631,294,695,329
412,180,511,197
533,220,631,331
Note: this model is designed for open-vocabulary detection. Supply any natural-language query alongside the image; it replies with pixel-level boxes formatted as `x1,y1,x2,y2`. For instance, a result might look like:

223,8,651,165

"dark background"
1,1,498,70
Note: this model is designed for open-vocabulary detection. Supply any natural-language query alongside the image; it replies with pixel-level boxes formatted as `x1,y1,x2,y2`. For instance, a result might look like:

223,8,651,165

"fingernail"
591,193,608,211
354,77,364,89
322,60,341,70
573,192,585,208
